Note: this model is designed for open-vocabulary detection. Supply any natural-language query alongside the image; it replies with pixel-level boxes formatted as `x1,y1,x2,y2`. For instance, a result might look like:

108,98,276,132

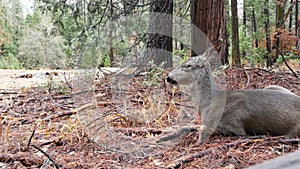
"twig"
243,69,250,88
31,144,60,169
43,102,115,121
245,68,273,73
114,127,163,136
63,72,73,91
89,116,124,133
273,44,298,78
0,91,17,94
283,0,296,23
52,95,73,99
167,149,211,168
278,138,300,144
0,153,43,167
27,129,36,151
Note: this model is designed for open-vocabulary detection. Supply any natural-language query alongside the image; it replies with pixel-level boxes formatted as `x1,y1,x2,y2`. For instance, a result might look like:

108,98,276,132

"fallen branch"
243,69,250,88
273,44,298,78
0,91,18,94
27,129,36,151
167,149,211,168
31,144,60,169
43,102,115,121
0,153,43,167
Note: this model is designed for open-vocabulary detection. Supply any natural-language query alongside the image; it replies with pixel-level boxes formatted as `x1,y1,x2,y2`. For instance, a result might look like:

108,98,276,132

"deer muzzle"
166,76,177,84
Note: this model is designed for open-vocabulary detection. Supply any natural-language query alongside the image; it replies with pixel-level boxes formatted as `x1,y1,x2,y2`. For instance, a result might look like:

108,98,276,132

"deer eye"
184,64,192,68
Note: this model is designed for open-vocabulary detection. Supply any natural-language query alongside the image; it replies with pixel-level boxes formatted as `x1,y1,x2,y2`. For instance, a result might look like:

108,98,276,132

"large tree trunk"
190,0,228,64
231,0,241,67
146,0,173,68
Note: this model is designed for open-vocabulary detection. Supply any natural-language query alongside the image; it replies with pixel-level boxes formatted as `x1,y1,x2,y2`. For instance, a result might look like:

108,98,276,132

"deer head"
166,46,218,85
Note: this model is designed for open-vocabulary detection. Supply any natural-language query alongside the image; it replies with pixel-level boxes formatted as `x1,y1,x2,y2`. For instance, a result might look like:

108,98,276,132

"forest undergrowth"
0,66,299,168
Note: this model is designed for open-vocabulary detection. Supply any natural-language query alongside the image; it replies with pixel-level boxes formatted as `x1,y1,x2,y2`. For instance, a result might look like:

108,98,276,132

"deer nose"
166,76,177,84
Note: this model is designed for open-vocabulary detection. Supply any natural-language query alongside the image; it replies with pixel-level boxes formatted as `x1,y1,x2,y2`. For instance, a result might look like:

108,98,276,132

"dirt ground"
0,67,299,168
0,69,75,90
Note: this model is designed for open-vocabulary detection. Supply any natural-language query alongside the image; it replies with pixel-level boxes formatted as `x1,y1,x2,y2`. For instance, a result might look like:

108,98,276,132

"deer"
166,46,300,144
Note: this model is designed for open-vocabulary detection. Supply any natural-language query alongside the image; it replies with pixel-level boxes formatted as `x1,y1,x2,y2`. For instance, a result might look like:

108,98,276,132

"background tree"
146,0,173,68
0,0,298,70
296,0,300,50
264,0,272,67
231,0,241,67
190,0,228,65
0,0,23,68
18,12,67,69
242,0,247,57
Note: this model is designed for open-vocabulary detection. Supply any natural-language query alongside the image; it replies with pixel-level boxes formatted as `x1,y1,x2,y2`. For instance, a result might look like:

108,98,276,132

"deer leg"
197,125,219,144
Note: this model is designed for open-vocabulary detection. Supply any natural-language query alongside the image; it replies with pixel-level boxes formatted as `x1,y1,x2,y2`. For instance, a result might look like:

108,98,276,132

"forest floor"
0,64,299,169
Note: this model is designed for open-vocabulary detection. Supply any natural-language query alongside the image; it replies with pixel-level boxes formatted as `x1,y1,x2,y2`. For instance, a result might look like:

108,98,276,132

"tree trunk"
273,0,287,65
264,0,272,67
242,0,247,57
146,0,173,68
289,0,293,29
190,0,228,65
276,1,286,28
295,0,300,50
296,0,298,35
252,8,259,48
231,0,241,67
109,0,114,66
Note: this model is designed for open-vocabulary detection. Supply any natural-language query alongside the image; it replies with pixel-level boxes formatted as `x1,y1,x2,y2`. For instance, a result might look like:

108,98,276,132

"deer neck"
191,69,214,115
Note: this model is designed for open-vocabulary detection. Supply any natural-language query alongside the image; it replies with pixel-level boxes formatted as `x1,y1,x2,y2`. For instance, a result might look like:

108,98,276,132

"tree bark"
296,0,298,35
190,0,228,64
242,0,247,57
109,0,114,66
273,0,287,65
252,8,259,48
289,0,293,29
231,0,241,67
275,0,287,28
146,0,173,68
264,0,272,67
295,0,300,50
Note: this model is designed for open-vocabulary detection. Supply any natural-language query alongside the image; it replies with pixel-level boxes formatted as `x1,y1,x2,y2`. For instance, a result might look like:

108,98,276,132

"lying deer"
166,46,300,144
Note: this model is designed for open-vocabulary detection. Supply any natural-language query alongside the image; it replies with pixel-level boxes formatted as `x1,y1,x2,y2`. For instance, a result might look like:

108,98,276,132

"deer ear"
204,45,217,58
202,45,219,67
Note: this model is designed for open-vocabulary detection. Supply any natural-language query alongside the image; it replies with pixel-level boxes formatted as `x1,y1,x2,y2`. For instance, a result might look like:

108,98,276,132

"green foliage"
39,74,71,95
18,12,67,69
0,0,297,69
172,48,190,68
25,10,41,27
0,53,21,69
98,55,111,67
276,47,300,64
248,47,268,65
140,66,165,86
173,49,189,60
0,0,23,59
239,26,252,54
